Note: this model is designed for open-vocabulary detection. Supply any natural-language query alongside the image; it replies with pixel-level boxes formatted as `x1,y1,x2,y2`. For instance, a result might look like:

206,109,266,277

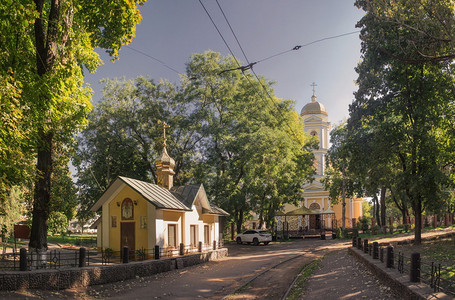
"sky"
84,0,365,126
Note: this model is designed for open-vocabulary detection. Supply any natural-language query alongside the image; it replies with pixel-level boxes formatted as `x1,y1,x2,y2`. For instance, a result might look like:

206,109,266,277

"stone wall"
0,248,227,291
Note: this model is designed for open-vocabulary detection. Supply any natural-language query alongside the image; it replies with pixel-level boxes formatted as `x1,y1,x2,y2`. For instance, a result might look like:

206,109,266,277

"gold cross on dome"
310,82,318,97
158,120,170,148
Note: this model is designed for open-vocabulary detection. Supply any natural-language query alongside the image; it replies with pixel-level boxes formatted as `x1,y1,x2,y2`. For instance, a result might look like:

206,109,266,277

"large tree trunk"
29,131,54,251
29,0,59,253
413,197,422,245
373,194,380,227
380,187,386,228
236,209,243,234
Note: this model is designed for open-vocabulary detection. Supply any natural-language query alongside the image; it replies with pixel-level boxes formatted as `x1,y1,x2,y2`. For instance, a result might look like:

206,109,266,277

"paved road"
84,238,349,299
0,238,350,299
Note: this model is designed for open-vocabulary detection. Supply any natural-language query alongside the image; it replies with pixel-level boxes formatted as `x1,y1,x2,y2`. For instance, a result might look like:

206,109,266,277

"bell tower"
155,121,175,189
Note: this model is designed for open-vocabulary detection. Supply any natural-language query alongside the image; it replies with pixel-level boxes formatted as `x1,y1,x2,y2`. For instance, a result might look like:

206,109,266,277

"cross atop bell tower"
160,121,170,148
310,82,318,102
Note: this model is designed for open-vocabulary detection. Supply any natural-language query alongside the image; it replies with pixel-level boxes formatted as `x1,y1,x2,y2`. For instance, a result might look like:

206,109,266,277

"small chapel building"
90,129,228,252
277,87,363,234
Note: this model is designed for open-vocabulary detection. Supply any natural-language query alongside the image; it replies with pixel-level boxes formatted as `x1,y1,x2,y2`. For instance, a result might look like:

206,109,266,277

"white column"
101,202,110,249
147,203,156,249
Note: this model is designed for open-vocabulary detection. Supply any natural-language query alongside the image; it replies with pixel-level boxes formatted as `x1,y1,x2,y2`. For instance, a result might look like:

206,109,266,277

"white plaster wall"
155,210,164,247
214,217,219,243
162,213,182,248
184,206,202,245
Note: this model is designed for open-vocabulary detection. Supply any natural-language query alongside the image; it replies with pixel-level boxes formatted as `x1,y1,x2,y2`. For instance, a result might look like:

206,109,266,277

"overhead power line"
211,0,302,141
124,45,181,74
256,31,361,64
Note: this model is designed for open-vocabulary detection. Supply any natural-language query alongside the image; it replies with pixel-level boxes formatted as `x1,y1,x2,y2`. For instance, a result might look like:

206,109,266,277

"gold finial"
158,120,170,148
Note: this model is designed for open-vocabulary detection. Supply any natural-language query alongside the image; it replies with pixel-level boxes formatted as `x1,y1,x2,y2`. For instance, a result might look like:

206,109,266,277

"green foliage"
47,211,69,236
349,0,455,244
75,51,315,232
335,228,342,239
0,0,146,251
0,186,27,239
358,216,370,232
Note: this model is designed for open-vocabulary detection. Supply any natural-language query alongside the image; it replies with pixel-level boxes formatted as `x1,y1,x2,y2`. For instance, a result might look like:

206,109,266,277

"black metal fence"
0,240,223,271
352,237,455,296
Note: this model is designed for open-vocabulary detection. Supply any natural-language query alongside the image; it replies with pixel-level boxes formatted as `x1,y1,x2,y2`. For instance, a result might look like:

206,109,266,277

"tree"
75,51,316,233
355,0,455,63
322,123,357,230
0,0,146,252
353,0,455,244
183,52,315,233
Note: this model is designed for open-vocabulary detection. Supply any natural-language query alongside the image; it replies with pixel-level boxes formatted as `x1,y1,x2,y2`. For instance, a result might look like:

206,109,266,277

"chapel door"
121,222,135,257
309,215,321,230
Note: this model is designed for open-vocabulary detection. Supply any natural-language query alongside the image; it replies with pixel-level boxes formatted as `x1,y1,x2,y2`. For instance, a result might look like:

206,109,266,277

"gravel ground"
303,250,398,299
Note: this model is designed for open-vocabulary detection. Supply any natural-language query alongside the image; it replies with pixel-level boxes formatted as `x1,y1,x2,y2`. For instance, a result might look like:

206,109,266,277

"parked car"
235,230,272,245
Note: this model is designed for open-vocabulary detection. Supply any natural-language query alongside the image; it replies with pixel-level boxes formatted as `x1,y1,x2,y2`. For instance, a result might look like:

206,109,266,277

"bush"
351,227,359,237
358,216,370,232
336,228,343,239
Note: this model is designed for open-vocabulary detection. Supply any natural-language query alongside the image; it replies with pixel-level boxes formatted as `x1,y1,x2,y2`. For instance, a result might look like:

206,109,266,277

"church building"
90,123,228,252
277,85,363,234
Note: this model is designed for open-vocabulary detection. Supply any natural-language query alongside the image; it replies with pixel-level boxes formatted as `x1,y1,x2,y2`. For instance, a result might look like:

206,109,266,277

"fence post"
198,241,202,252
20,248,27,271
363,239,369,254
386,245,394,268
357,237,362,250
79,247,87,267
380,247,384,262
352,236,356,247
410,252,420,282
154,245,160,259
179,243,184,256
122,246,129,264
373,242,379,259
213,240,217,250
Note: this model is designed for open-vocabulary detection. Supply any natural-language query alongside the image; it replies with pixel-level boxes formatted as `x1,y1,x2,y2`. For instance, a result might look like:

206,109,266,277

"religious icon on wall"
121,198,134,220
111,216,117,228
140,216,147,229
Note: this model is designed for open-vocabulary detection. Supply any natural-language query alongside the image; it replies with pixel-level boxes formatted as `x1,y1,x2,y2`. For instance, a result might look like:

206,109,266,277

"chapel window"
309,202,321,211
168,224,177,248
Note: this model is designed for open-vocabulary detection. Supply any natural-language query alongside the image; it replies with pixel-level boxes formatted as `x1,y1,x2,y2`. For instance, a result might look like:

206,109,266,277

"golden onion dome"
301,95,327,116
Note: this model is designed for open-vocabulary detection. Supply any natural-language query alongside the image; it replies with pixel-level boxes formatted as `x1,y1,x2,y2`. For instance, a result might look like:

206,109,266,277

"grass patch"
285,258,321,300
47,234,96,247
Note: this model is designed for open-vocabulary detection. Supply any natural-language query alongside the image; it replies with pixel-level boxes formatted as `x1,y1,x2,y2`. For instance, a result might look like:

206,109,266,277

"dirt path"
303,250,398,299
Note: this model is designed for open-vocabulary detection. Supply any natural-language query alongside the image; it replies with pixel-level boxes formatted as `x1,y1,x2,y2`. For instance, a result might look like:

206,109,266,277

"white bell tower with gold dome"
300,82,331,179
276,83,363,232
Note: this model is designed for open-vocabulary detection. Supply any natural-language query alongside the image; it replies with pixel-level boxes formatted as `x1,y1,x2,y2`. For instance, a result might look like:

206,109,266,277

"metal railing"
0,240,224,271
353,237,455,296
